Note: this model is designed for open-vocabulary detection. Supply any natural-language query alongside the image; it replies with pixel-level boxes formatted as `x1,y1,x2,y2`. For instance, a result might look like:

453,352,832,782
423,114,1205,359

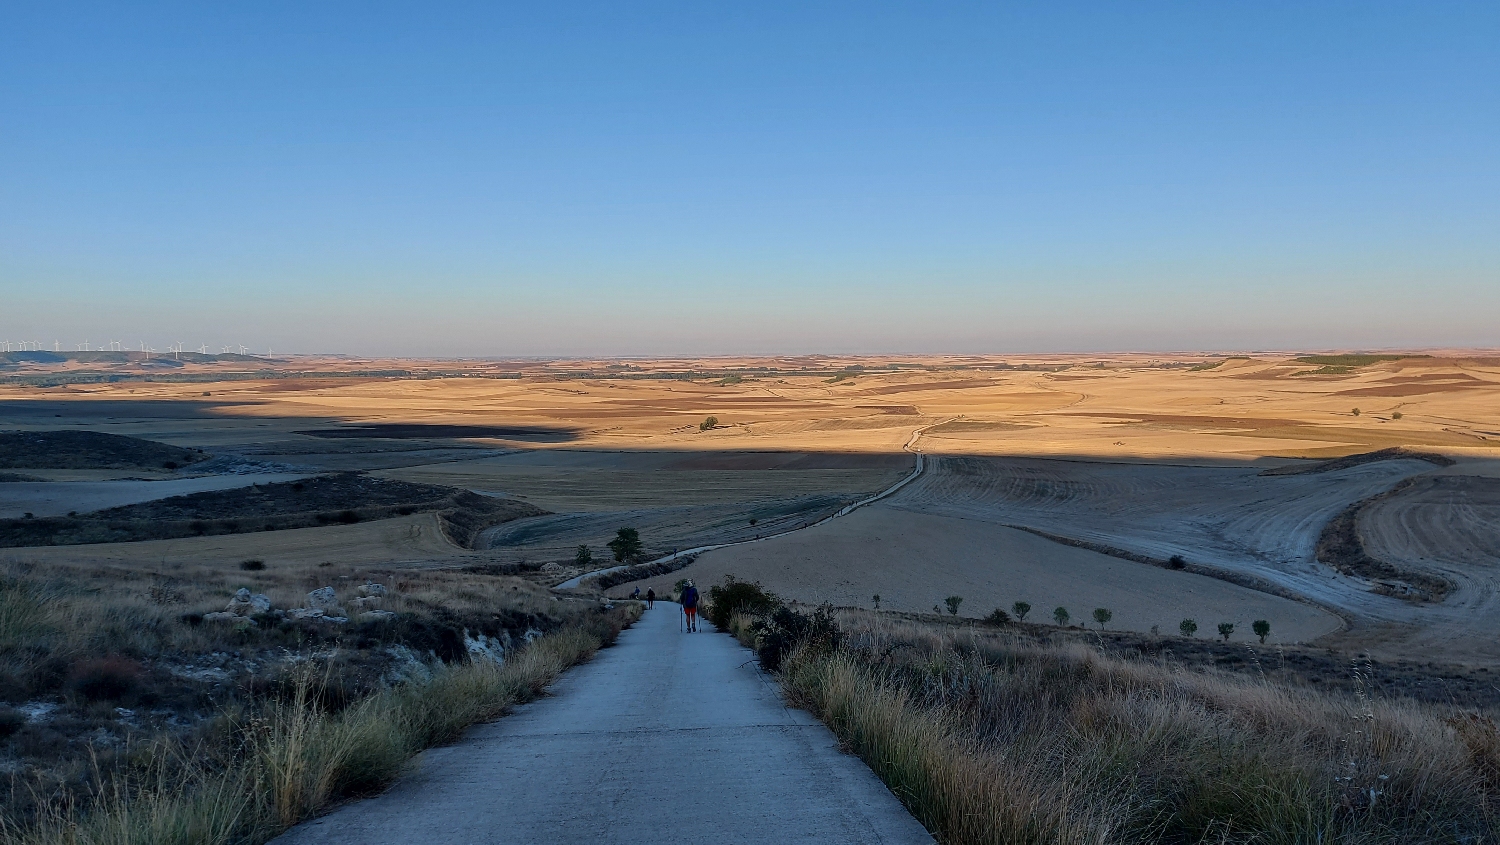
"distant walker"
681,580,700,632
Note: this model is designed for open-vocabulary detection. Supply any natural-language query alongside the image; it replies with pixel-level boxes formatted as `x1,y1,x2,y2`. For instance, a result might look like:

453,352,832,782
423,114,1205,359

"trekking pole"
680,605,685,633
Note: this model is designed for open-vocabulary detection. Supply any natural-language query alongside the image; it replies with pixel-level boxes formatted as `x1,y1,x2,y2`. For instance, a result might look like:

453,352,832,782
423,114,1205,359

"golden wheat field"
4,351,1500,662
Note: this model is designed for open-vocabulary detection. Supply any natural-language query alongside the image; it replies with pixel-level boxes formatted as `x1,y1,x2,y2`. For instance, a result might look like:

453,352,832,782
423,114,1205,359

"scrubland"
712,582,1500,844
0,550,636,843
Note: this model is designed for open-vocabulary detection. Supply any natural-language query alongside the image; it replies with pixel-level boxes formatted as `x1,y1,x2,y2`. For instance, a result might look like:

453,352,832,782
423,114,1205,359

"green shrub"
1092,608,1111,630
1053,606,1069,626
1253,619,1270,643
944,596,963,616
1180,618,1198,637
1218,622,1235,641
1011,601,1030,622
705,576,779,630
607,528,643,563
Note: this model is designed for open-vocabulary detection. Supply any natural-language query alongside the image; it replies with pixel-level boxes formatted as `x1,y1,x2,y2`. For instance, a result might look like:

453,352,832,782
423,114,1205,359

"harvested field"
376,450,908,513
483,493,858,565
889,454,1429,610
3,351,1499,665
294,423,579,441
1260,446,1455,476
1352,474,1500,663
615,506,1343,642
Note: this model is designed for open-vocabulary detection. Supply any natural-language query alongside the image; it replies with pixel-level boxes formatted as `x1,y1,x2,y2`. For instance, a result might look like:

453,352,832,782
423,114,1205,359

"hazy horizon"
4,3,1498,356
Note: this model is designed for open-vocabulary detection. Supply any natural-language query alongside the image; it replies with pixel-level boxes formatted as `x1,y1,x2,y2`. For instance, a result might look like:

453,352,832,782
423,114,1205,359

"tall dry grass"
1,610,633,845
767,612,1498,844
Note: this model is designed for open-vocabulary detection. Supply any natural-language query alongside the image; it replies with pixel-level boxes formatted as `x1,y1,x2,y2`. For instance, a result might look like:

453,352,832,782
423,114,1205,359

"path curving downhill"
271,604,933,845
557,422,943,589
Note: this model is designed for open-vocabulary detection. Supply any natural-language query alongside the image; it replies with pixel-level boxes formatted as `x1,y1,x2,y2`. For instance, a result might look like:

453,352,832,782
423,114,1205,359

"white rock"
203,611,239,623
225,591,272,616
356,583,388,598
306,587,339,610
287,608,325,620
358,610,396,623
349,596,382,610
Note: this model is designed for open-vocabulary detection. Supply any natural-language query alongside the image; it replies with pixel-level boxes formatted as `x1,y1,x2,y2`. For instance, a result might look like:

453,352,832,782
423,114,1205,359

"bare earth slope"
894,454,1434,618
633,505,1342,642
1355,474,1500,662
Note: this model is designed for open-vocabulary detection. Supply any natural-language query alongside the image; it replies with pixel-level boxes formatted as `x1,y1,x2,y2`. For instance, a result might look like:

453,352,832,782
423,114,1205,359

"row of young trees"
878,593,1273,643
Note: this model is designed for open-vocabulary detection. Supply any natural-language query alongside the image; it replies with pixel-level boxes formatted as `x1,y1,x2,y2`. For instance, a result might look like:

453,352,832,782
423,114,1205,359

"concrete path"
272,604,933,845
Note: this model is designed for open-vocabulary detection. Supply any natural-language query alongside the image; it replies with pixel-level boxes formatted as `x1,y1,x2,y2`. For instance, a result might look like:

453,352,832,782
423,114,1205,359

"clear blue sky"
3,2,1497,356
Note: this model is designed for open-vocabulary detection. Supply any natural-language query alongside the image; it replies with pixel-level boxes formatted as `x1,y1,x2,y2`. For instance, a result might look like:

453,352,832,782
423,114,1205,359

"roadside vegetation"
708,578,1500,844
0,551,637,843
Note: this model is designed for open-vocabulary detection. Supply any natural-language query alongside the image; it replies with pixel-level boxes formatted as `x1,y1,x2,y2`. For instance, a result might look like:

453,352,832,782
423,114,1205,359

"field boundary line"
556,420,951,590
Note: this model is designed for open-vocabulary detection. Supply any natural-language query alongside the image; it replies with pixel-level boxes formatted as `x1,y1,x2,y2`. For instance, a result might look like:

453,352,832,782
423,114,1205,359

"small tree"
872,594,881,610
700,416,719,431
574,545,593,567
607,527,644,563
1053,606,1070,626
1253,619,1270,643
1352,408,1361,416
1179,618,1198,638
944,595,963,616
1391,411,1403,420
1092,608,1112,630
984,608,1011,626
1168,554,1186,570
1218,622,1235,642
1012,601,1031,622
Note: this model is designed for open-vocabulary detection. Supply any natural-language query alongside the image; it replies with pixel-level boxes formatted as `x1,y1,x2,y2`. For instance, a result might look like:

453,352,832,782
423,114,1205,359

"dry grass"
1,608,635,845
0,539,638,843
755,610,1498,844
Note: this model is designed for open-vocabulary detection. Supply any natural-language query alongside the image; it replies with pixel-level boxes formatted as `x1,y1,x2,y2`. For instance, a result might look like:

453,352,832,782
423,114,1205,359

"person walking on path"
646,588,655,609
680,580,700,632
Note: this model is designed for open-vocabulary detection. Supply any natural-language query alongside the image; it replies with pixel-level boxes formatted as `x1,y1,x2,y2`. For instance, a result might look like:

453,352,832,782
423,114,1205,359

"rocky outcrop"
225,588,272,616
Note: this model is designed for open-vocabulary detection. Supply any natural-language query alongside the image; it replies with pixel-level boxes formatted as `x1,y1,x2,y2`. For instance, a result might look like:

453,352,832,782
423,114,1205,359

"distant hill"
0,430,209,470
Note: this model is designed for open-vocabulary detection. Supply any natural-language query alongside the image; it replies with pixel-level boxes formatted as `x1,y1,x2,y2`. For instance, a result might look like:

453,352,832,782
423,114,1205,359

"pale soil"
1354,474,1500,663
0,472,307,519
616,506,1342,643
893,453,1430,618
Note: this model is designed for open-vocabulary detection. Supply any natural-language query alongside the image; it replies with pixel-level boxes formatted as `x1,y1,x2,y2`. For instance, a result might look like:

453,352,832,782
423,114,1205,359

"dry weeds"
740,605,1498,843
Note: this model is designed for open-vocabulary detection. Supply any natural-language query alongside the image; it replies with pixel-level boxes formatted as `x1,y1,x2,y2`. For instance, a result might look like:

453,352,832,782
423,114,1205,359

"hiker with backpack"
681,580,700,632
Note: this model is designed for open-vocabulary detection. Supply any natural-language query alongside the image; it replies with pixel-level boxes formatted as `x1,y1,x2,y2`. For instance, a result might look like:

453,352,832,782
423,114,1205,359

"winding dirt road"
557,422,942,589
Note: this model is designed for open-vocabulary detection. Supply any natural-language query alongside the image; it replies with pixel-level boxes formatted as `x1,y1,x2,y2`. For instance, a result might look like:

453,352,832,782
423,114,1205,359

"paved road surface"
273,604,933,845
